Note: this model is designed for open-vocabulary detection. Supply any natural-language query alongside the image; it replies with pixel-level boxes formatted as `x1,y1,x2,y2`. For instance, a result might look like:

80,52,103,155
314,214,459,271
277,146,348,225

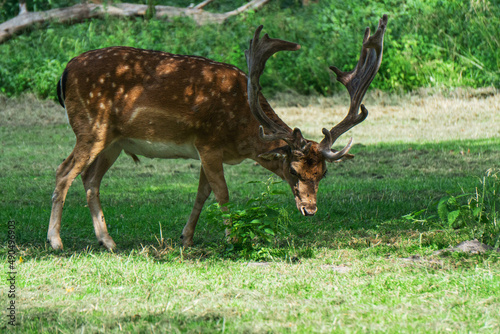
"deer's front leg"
196,148,229,205
181,167,212,247
184,147,230,245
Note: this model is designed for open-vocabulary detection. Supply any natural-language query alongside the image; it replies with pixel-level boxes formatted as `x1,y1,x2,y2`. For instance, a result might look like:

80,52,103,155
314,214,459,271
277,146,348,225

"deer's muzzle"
299,204,317,216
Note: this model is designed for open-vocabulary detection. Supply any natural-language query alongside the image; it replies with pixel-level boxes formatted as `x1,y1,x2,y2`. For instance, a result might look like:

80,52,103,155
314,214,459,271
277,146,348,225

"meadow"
1,90,499,333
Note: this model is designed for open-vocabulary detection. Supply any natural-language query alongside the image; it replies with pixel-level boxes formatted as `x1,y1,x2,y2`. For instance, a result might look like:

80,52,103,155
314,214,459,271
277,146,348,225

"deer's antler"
320,14,388,161
245,25,302,148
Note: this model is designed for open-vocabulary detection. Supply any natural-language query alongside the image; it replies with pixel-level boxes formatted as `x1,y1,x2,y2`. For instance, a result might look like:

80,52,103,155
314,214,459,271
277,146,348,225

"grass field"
1,90,500,333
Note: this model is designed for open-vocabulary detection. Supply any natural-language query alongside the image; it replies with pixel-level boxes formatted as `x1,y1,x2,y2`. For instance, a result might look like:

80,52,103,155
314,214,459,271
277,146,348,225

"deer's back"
61,47,254,142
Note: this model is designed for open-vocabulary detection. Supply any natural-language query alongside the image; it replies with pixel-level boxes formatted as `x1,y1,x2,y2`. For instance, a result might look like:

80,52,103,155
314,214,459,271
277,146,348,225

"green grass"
12,252,500,333
1,95,500,332
3,124,499,251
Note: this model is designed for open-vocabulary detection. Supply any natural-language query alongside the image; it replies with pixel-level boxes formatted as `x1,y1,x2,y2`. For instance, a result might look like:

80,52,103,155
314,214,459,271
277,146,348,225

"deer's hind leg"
47,138,107,250
81,143,122,250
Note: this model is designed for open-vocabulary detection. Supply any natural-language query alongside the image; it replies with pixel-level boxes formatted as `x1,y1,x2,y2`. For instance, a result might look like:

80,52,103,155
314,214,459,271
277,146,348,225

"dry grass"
0,94,65,127
0,88,500,144
273,87,500,144
2,88,498,145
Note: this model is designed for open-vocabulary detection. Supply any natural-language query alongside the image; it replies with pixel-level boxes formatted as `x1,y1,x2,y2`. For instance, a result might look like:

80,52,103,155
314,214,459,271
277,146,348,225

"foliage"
0,0,499,99
205,178,291,259
0,0,77,22
438,169,500,247
404,169,500,248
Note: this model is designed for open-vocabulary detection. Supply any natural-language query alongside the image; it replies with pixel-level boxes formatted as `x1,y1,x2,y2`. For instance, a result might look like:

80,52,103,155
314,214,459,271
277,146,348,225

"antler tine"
320,14,388,161
245,25,301,145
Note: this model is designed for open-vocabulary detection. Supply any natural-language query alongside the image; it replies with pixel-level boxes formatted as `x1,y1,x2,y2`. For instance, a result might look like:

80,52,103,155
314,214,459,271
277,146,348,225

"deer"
47,15,388,250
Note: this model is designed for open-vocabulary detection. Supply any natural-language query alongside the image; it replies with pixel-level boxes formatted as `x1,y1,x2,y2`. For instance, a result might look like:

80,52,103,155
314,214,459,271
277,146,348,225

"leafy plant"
439,169,499,247
1,0,500,99
206,178,290,257
405,169,500,248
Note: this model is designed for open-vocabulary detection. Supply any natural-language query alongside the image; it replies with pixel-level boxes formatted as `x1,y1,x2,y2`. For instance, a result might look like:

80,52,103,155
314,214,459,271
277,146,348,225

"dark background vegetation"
0,0,499,99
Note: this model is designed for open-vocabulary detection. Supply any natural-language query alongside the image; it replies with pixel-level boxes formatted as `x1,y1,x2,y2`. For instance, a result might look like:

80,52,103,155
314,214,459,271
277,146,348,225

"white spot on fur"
116,64,130,76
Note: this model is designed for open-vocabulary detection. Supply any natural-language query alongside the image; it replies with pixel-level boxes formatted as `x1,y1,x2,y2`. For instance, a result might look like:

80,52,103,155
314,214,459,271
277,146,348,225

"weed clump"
405,168,500,248
206,178,291,259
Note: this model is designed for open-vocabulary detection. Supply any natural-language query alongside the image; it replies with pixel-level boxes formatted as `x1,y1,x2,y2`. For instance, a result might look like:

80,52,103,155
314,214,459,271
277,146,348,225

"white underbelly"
120,138,199,160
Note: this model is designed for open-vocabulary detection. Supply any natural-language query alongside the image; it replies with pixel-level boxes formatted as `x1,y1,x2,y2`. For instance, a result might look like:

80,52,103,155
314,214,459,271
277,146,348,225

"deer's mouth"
298,203,317,216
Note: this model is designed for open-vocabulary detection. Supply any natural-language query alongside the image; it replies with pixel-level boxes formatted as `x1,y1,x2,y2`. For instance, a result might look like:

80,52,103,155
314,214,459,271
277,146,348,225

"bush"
0,0,499,98
205,178,291,259
405,169,500,248
438,169,500,248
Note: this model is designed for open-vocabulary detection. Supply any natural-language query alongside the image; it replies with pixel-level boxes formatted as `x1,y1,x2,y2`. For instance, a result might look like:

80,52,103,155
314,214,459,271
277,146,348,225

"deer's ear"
258,146,288,161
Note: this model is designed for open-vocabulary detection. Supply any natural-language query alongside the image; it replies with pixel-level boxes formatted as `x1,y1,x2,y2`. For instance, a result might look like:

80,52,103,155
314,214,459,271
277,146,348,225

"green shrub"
0,0,499,98
206,178,291,258
405,169,500,248
438,169,500,248
0,0,80,22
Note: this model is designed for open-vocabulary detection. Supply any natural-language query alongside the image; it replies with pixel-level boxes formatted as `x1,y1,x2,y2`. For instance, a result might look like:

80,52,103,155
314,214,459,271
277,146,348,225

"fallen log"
0,0,270,44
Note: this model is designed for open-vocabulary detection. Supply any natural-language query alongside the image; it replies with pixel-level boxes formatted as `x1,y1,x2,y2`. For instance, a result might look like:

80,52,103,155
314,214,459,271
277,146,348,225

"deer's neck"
251,139,287,180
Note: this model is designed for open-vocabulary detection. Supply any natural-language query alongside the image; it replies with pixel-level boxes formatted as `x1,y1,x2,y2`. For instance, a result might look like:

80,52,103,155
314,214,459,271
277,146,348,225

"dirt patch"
320,264,351,273
433,239,500,256
399,255,444,266
247,262,271,267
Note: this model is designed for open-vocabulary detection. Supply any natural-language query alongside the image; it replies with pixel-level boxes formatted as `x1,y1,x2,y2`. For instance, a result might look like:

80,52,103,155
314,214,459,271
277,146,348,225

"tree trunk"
0,0,270,44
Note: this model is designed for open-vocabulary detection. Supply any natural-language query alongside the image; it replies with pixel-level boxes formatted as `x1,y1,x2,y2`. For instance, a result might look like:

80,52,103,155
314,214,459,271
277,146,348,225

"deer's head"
246,15,388,216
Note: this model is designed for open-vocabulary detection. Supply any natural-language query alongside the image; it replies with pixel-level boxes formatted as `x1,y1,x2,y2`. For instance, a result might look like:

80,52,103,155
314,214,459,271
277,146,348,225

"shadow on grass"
16,307,228,333
3,137,500,259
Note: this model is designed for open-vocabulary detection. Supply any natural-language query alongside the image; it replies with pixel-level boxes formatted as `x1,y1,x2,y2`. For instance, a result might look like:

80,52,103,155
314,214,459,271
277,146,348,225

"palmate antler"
320,14,388,161
245,25,306,149
246,16,387,160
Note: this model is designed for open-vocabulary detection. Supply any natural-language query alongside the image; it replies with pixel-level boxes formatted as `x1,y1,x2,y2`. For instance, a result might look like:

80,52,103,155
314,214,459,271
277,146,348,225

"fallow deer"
48,15,387,250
